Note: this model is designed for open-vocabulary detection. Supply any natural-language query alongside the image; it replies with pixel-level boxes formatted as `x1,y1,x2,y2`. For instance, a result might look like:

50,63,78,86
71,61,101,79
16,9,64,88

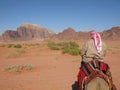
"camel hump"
87,77,109,90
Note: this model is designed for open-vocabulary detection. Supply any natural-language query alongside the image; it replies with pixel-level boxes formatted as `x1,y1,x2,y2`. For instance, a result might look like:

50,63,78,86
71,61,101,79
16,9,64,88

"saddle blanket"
77,60,109,90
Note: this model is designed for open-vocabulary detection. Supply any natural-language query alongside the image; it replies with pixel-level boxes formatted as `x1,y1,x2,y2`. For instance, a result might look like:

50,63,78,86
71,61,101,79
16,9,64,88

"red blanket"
77,60,111,90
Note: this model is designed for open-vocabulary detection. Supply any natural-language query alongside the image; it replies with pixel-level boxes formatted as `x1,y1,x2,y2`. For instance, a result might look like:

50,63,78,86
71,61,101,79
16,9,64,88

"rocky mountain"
101,26,120,40
51,28,90,40
0,23,120,42
52,26,120,41
52,28,78,40
1,23,55,41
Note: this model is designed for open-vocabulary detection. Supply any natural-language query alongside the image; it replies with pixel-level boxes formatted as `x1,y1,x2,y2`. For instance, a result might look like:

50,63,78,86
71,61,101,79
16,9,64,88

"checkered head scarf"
90,31,102,53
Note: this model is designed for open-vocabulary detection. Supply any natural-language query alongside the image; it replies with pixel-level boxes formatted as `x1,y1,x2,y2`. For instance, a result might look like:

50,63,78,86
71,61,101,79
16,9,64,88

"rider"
78,31,116,90
81,31,107,63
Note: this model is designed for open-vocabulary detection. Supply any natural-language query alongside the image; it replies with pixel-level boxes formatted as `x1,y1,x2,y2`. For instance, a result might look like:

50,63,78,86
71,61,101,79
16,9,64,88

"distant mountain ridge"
51,26,120,41
0,23,120,41
0,23,55,41
101,26,120,40
51,27,90,40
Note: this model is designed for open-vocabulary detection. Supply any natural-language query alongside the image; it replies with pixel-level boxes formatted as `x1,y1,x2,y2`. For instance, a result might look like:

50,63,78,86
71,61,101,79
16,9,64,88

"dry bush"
3,64,34,73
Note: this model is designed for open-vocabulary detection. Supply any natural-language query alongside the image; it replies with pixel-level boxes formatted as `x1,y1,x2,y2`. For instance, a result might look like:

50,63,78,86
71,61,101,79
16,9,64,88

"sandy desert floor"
0,40,120,90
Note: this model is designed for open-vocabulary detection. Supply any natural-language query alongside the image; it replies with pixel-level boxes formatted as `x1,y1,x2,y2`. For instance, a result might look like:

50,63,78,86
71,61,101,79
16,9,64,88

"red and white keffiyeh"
90,31,102,53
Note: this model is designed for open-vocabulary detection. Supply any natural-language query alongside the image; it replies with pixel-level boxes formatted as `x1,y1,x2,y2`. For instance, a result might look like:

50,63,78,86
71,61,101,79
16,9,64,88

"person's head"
90,31,101,39
90,31,102,53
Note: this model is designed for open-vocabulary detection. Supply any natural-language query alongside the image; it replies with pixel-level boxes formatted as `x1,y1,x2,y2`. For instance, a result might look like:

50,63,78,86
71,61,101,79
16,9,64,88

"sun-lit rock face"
51,26,120,41
101,26,120,40
1,23,55,41
0,24,120,42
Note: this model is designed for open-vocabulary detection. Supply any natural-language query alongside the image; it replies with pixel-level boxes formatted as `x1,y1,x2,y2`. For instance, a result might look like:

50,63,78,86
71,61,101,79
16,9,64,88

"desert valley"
0,23,120,90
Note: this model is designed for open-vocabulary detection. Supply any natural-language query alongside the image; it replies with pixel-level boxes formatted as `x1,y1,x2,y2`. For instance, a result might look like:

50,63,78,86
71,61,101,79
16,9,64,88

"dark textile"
77,60,116,90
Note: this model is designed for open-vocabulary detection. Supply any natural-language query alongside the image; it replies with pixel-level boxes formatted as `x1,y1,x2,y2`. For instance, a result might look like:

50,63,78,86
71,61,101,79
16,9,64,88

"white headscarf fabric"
90,31,102,53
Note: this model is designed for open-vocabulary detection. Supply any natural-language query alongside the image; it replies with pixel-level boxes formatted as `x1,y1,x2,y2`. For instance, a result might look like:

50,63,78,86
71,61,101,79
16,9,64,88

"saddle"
77,60,116,90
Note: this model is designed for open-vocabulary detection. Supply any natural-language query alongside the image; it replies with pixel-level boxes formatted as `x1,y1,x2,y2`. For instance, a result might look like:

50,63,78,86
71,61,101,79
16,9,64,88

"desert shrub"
24,64,34,70
61,42,81,55
5,51,19,57
14,44,22,48
8,44,14,48
62,48,81,55
4,49,25,57
4,64,34,73
47,41,81,55
60,42,79,49
47,41,60,50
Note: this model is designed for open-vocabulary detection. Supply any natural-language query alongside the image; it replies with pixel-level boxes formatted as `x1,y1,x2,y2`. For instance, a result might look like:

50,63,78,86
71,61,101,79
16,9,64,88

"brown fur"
87,77,109,90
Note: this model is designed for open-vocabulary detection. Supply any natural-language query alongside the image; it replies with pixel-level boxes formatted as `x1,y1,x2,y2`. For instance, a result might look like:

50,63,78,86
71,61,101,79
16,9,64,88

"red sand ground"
0,41,120,90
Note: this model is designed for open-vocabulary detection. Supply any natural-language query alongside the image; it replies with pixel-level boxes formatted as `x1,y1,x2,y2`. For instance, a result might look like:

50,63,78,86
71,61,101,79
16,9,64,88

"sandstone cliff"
1,23,55,41
0,23,120,42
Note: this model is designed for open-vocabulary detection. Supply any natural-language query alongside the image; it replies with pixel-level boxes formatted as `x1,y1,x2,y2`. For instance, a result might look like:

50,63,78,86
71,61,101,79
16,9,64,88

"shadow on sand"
72,81,79,90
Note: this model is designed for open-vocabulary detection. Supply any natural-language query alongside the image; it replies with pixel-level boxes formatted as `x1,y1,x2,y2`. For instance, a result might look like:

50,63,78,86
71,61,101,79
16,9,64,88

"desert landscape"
1,0,120,89
0,40,120,90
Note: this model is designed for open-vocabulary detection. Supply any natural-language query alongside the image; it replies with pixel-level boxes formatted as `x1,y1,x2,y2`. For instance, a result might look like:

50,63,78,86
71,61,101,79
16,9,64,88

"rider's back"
81,39,107,62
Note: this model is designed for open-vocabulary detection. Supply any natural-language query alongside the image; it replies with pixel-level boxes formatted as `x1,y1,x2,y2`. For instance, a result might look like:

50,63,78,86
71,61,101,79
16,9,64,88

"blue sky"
0,0,120,34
